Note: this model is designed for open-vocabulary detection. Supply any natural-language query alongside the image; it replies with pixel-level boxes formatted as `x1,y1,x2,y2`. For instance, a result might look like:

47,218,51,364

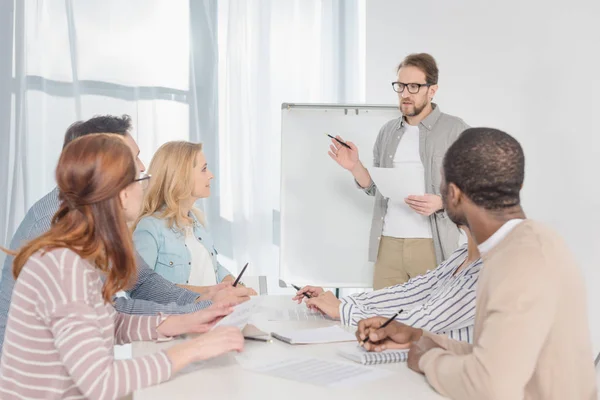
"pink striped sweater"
0,248,173,399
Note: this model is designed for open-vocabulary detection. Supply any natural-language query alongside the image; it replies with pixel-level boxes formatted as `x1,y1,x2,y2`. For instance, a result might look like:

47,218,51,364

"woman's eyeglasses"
133,172,151,189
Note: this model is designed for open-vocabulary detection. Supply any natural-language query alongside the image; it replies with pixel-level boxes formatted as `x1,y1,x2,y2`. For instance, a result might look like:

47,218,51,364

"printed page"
213,296,263,330
368,165,425,200
238,354,392,388
272,325,356,344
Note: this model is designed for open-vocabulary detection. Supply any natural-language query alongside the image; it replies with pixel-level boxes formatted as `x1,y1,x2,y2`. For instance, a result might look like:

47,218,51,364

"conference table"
132,294,445,400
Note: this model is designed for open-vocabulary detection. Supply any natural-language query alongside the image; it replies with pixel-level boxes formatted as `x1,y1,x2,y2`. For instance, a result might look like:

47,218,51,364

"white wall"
366,0,600,355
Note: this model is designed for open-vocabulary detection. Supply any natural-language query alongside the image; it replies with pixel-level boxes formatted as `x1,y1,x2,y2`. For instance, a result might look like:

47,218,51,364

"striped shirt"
0,188,212,354
339,244,482,343
0,248,173,399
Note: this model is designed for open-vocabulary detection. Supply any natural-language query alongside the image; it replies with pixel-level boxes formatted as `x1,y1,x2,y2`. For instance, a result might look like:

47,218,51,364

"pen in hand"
291,284,311,298
359,308,404,347
232,263,248,287
325,133,352,150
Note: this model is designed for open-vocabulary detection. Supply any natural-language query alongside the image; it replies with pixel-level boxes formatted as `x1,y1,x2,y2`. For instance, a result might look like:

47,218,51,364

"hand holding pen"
326,133,360,172
291,285,324,303
355,311,424,352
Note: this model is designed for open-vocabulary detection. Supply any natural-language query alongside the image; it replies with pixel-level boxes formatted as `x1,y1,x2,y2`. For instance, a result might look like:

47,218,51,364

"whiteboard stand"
279,103,400,289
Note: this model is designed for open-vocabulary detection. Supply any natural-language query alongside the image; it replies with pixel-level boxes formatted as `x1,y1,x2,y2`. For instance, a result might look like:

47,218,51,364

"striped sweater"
419,220,597,399
339,244,482,343
0,187,212,355
0,248,173,399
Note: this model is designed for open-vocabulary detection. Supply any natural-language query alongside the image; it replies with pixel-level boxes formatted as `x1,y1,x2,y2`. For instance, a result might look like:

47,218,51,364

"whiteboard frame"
278,103,399,288
282,103,398,111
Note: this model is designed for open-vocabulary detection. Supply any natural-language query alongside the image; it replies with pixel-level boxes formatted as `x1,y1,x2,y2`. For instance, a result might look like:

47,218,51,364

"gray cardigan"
358,104,469,264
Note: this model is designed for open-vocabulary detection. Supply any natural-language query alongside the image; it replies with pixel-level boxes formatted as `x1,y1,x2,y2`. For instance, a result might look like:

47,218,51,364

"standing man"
330,53,468,289
356,128,597,399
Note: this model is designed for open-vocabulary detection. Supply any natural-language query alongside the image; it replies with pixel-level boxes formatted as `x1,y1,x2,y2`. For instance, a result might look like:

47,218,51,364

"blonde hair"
135,141,206,230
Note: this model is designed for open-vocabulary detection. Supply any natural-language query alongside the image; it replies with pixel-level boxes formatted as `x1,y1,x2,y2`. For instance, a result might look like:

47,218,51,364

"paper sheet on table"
367,165,426,200
212,296,262,330
237,354,392,388
271,325,356,344
258,305,332,321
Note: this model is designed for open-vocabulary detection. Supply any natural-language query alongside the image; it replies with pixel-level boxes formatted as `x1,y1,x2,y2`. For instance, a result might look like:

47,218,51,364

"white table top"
132,295,445,400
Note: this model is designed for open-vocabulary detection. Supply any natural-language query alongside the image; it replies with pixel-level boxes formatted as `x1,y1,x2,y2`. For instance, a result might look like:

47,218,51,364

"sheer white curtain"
1,0,364,291
0,0,217,359
215,0,364,282
0,0,216,253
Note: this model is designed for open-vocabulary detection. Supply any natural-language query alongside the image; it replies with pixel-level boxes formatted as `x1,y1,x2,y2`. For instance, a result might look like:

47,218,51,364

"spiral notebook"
337,344,409,365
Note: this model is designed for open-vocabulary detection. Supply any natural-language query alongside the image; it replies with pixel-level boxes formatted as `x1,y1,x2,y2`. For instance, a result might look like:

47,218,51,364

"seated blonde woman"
0,134,243,399
133,141,250,293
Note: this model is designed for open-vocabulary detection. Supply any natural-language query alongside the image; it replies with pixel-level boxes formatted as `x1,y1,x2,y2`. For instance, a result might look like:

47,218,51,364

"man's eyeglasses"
391,82,431,94
133,172,151,189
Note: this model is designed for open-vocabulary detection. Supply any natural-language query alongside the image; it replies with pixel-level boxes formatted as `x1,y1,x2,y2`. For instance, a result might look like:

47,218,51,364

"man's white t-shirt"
382,124,432,238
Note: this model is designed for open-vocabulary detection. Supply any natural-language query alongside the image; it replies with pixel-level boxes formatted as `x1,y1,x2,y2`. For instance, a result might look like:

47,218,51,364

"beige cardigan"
419,220,597,399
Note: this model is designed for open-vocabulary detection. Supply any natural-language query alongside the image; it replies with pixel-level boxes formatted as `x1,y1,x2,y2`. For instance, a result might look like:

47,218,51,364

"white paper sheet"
367,165,425,200
260,306,332,321
271,325,356,344
238,355,392,387
213,297,262,330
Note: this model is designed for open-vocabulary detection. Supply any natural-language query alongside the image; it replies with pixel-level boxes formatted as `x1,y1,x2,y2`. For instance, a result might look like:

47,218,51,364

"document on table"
262,306,332,321
213,296,262,330
237,355,392,388
271,325,356,344
367,165,425,200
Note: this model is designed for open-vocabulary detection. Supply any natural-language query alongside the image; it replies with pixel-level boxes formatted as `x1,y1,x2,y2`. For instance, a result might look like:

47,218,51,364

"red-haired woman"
0,134,243,399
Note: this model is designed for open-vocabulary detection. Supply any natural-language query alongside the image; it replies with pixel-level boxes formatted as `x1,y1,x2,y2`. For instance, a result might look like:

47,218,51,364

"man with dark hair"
329,53,468,289
355,128,597,399
62,114,133,148
0,115,252,354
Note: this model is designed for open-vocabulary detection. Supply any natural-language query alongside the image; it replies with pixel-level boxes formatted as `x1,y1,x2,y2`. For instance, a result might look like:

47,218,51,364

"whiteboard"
279,104,401,288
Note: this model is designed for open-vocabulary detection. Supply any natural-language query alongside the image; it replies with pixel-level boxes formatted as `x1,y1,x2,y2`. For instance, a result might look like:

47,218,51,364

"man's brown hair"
397,53,439,85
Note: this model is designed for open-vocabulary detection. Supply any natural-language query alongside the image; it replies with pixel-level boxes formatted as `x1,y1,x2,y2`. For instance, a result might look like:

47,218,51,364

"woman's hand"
166,326,244,374
157,304,234,337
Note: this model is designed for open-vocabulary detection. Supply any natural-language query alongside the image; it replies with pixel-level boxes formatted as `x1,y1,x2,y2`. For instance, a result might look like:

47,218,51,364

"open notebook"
337,344,409,365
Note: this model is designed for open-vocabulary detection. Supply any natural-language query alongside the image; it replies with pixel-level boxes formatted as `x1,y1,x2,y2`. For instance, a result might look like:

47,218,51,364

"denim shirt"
133,213,232,285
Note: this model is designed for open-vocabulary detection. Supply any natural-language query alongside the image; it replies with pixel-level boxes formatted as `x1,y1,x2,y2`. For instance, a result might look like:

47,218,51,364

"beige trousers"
372,236,437,290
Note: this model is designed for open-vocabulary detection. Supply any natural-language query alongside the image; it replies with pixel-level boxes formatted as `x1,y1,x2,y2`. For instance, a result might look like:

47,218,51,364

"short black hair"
443,127,525,210
63,114,132,148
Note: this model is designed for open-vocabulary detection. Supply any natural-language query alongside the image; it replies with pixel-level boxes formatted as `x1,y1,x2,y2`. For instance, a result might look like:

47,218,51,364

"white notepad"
337,344,409,365
271,325,356,344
